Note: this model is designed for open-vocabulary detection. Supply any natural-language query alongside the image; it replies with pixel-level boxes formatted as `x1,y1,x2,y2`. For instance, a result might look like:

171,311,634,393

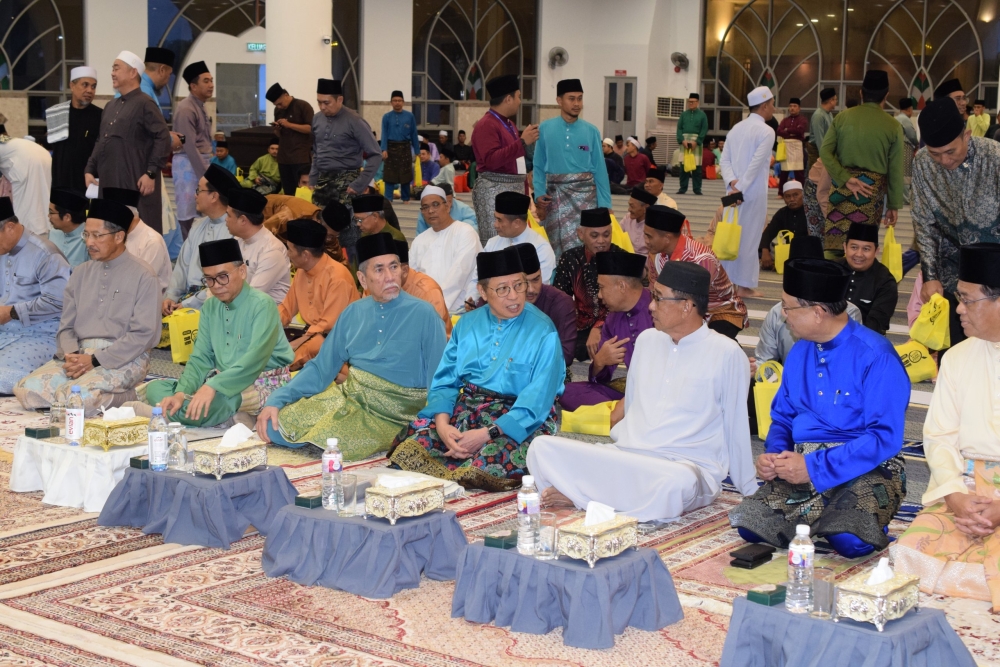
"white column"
359,0,413,102
84,0,148,96
265,0,332,122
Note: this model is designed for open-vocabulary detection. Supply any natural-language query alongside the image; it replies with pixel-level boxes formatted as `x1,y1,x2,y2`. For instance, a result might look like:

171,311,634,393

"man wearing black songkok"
842,222,898,335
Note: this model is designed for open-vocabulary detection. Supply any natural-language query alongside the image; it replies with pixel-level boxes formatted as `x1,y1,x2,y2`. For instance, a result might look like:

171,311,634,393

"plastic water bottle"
147,408,169,472
166,423,187,471
65,386,85,446
516,475,541,555
321,438,343,510
786,524,815,613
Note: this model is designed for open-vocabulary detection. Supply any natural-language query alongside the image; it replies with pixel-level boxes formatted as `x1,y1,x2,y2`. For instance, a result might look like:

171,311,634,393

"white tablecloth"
9,436,147,512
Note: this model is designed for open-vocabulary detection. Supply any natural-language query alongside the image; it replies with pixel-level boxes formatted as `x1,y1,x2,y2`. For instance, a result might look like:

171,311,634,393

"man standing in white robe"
720,86,776,298
527,262,758,521
0,134,52,236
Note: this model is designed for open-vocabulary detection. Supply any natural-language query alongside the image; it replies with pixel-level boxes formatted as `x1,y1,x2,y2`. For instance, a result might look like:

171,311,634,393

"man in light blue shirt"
139,47,174,108
380,91,419,203
0,197,71,392
533,79,611,259
416,183,477,234
48,189,89,268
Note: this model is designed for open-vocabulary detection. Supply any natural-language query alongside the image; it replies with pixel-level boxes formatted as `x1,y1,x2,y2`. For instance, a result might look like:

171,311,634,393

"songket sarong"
0,319,59,394
559,377,626,412
893,459,1000,611
171,152,212,220
314,168,362,267
543,172,597,260
728,442,905,551
275,367,426,460
387,382,559,492
143,366,291,428
383,141,414,184
823,168,887,251
472,171,525,247
14,338,150,416
803,178,826,238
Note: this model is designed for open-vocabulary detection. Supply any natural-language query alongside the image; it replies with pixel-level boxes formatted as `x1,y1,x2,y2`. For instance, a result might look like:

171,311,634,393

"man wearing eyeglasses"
133,238,293,427
15,199,160,415
729,258,909,558
352,194,405,244
409,185,483,313
528,261,757,520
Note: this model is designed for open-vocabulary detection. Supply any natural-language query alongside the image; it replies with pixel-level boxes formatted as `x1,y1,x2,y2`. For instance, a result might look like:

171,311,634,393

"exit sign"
615,69,627,76
247,42,266,52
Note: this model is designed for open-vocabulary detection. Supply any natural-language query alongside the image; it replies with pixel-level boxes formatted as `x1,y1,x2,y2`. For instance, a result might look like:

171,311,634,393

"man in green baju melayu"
676,92,709,196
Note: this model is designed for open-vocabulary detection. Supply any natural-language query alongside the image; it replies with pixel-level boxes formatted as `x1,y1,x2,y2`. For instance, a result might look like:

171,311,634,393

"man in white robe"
527,262,757,521
0,134,52,236
720,86,777,297
409,185,483,313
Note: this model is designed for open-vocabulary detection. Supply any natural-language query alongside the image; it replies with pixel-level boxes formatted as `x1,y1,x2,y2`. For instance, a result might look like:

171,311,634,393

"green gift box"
25,426,60,439
295,494,323,509
129,455,149,469
747,584,786,606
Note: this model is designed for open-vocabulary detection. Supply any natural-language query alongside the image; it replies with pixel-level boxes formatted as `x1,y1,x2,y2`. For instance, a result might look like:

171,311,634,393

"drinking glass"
49,401,65,431
811,566,836,619
535,512,558,560
338,473,358,517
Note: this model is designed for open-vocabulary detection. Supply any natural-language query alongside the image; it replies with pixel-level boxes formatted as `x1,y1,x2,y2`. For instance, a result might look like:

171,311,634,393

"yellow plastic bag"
909,293,951,350
753,361,782,439
775,138,787,162
414,156,422,184
883,226,903,282
560,401,617,436
163,308,200,364
608,213,635,253
712,206,742,261
774,230,793,274
683,149,697,173
527,211,549,242
895,340,937,383
294,186,313,203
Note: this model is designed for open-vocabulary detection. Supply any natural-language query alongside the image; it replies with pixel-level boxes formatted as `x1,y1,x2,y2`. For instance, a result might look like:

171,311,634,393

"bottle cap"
326,438,338,448
168,422,181,427
152,407,162,415
795,524,810,536
71,385,81,392
521,475,534,486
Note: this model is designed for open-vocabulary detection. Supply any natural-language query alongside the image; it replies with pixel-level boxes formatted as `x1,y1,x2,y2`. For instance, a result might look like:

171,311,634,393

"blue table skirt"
97,466,297,549
451,543,684,649
720,596,977,667
262,506,468,599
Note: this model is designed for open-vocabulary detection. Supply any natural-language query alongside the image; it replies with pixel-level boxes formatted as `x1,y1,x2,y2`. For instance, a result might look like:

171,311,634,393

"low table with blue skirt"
261,505,468,599
97,465,298,549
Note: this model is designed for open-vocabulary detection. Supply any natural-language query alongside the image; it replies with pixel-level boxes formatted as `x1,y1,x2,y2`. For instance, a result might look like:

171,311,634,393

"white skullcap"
602,137,614,146
70,66,98,81
420,185,447,201
417,135,426,141
115,50,144,71
627,137,642,149
747,86,774,106
439,130,448,135
782,180,803,193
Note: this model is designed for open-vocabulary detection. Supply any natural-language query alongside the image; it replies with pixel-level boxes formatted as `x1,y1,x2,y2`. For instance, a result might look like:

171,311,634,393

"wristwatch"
487,425,501,440
8,306,17,320
91,354,101,368
145,169,156,180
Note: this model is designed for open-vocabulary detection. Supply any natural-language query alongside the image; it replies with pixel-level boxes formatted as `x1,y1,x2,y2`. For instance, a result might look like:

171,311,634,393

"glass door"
603,76,637,139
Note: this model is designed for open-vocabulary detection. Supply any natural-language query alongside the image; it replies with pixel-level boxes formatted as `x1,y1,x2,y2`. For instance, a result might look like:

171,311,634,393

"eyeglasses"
488,281,527,297
81,230,117,241
780,303,811,313
652,294,687,304
420,201,444,212
201,272,234,287
195,188,212,196
957,293,997,306
352,215,370,225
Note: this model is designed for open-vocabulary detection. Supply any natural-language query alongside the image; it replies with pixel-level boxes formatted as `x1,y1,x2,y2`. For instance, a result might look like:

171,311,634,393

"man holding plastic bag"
842,222,898,335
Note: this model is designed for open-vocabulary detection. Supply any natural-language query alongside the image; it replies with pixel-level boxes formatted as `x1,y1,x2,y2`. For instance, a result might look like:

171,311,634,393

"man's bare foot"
736,286,764,298
541,487,576,509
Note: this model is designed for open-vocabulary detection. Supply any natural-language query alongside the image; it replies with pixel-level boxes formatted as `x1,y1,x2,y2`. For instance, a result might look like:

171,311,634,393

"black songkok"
0,197,13,221
688,92,700,100
644,205,685,233
959,243,1000,289
862,70,889,92
513,243,541,275
322,201,351,232
975,99,987,106
646,167,665,182
556,79,583,96
485,75,519,100
390,90,404,100
596,251,645,278
477,247,523,280
846,222,879,246
265,83,285,103
580,207,612,228
788,235,825,261
199,238,243,268
657,261,710,297
495,191,530,216
144,47,175,68
283,219,327,250
227,188,267,216
357,232,398,264
789,97,801,105
394,240,409,264
317,78,342,96
204,164,239,199
820,87,837,102
783,258,850,303
351,194,384,214
102,187,140,208
182,61,209,85
87,199,133,229
934,78,963,98
630,186,657,206
50,189,87,214
918,97,966,148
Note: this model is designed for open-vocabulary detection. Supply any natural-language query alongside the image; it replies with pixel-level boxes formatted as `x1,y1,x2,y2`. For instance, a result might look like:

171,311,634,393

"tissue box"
835,570,920,631
25,426,60,439
484,529,518,549
83,417,149,451
294,494,323,509
747,584,786,606
364,480,445,525
190,436,267,480
129,455,149,469
557,515,638,568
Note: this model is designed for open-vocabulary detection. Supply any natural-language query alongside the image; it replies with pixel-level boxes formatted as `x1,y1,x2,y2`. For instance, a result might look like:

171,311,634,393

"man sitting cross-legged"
560,251,651,410
277,219,358,370
15,199,160,414
257,233,447,461
529,262,758,519
135,239,293,426
481,191,556,284
729,258,910,558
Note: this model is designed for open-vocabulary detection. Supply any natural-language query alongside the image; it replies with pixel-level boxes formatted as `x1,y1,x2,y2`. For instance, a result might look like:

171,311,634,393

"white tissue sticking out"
101,406,136,421
865,557,894,586
85,182,99,199
377,474,427,489
584,500,616,526
219,423,255,448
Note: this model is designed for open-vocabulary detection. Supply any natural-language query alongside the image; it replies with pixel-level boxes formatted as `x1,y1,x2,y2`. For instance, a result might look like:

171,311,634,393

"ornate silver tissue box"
364,480,445,525
835,570,920,631
557,515,638,568
83,417,149,451
190,437,267,480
